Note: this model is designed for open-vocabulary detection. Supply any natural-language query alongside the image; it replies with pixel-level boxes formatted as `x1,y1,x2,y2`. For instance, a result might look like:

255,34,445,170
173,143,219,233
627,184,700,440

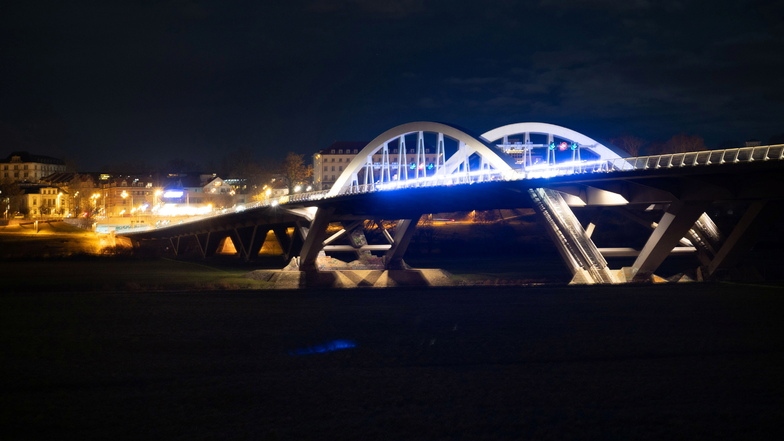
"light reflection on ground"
288,339,357,355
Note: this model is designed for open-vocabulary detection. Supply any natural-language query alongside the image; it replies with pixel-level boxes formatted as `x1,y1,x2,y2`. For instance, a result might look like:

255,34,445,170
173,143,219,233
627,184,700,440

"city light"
163,190,184,198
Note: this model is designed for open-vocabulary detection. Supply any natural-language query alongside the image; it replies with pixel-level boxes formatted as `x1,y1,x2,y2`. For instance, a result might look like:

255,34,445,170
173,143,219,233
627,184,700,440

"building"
158,173,237,215
19,185,71,218
100,175,161,218
0,151,67,183
313,142,365,191
312,141,445,191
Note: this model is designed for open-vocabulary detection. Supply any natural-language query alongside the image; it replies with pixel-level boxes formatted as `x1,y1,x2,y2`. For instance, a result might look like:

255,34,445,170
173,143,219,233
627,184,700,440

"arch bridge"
123,122,784,285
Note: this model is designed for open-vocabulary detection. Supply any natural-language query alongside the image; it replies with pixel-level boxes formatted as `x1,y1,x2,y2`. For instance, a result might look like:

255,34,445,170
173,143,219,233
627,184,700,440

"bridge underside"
124,161,784,284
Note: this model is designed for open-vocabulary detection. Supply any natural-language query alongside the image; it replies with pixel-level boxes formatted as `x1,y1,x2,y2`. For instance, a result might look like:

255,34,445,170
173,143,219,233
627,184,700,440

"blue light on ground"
288,339,357,355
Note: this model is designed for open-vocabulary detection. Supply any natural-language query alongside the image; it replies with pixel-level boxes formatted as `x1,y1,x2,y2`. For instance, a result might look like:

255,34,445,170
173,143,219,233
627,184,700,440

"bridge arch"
480,122,626,163
327,121,517,197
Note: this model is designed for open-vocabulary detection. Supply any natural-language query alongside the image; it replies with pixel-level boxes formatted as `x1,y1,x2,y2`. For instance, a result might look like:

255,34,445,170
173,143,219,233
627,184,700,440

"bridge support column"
631,201,709,282
272,225,306,261
529,188,616,284
169,237,181,256
298,207,335,272
231,226,267,261
384,218,419,270
703,200,781,280
193,232,227,258
272,227,291,258
685,213,722,267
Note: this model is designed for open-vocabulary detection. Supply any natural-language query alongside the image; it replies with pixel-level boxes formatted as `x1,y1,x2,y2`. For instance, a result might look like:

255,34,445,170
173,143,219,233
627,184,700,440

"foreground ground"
2,283,783,440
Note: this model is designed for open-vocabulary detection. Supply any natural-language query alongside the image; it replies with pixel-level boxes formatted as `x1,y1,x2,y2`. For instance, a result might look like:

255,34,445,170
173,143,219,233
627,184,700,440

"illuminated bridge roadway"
122,122,784,284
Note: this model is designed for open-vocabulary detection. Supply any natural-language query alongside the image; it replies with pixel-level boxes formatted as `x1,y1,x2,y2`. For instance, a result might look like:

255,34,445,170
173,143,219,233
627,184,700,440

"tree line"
608,132,784,157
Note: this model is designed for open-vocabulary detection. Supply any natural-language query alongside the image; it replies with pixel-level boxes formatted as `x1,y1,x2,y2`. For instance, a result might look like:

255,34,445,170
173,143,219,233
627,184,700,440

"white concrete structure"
326,122,627,197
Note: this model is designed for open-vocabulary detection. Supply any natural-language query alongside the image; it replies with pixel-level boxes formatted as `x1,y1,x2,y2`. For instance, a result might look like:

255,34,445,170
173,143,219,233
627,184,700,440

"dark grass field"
2,283,784,440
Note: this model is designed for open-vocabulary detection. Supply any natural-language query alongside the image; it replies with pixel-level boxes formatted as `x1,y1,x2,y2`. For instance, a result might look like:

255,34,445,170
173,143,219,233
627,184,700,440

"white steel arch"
327,121,516,197
480,122,626,161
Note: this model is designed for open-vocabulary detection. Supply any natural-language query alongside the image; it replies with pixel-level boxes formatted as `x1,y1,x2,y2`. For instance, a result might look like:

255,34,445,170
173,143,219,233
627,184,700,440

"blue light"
288,339,357,355
163,190,184,198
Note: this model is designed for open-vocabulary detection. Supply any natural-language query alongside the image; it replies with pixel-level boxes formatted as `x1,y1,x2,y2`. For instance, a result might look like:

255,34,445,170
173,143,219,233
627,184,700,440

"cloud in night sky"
1,0,782,169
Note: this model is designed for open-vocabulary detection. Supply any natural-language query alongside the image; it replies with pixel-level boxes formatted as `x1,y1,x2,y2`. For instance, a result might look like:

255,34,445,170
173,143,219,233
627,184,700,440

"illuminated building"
19,186,70,218
313,141,443,191
0,151,67,183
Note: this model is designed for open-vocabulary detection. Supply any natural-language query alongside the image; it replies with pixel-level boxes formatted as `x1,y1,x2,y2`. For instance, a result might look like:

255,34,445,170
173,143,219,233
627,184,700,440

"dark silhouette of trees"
646,134,707,155
609,135,646,156
218,148,274,195
279,152,313,194
662,134,707,153
0,179,23,217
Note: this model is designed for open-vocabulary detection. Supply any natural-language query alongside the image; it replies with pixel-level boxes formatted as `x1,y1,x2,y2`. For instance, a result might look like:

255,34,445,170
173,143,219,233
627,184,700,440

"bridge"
122,121,784,285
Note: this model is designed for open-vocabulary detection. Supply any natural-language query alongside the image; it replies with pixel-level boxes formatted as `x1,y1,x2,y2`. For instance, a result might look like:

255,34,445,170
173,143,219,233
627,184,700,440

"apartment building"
313,141,443,191
0,151,67,183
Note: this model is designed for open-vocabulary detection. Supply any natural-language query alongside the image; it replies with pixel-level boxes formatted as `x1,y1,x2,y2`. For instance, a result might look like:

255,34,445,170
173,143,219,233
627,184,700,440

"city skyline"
2,1,782,170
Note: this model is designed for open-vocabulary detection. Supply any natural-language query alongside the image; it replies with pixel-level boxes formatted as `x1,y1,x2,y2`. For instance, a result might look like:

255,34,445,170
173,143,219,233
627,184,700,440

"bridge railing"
330,173,509,196
604,144,784,172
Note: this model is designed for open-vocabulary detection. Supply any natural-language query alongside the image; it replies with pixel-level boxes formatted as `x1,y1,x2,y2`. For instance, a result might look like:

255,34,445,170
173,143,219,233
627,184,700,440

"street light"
90,193,100,217
120,190,134,217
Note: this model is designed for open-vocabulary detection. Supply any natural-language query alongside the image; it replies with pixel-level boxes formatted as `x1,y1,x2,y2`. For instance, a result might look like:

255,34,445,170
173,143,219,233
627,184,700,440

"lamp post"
91,193,100,217
56,192,63,217
72,191,79,217
120,190,127,216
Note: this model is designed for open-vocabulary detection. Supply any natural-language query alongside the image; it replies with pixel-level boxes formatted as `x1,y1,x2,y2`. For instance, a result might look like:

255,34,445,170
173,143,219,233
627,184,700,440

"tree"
661,134,707,153
0,179,23,218
609,135,646,157
219,148,274,195
279,152,313,194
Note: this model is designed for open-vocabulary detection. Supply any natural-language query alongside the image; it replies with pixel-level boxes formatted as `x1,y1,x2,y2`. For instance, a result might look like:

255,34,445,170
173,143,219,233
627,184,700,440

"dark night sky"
2,0,783,170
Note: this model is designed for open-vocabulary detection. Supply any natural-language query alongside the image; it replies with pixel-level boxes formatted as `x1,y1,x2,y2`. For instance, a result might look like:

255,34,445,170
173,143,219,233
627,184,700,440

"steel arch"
327,121,516,197
480,122,626,160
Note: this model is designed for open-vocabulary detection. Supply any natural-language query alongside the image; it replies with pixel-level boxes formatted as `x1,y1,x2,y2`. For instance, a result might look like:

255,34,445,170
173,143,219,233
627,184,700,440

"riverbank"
2,283,783,440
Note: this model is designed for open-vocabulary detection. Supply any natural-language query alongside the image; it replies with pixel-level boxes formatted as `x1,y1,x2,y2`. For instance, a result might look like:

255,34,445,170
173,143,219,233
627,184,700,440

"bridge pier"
529,188,617,284
298,207,336,272
630,201,710,282
701,200,782,280
193,232,228,258
383,218,419,270
229,226,268,261
294,206,421,272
